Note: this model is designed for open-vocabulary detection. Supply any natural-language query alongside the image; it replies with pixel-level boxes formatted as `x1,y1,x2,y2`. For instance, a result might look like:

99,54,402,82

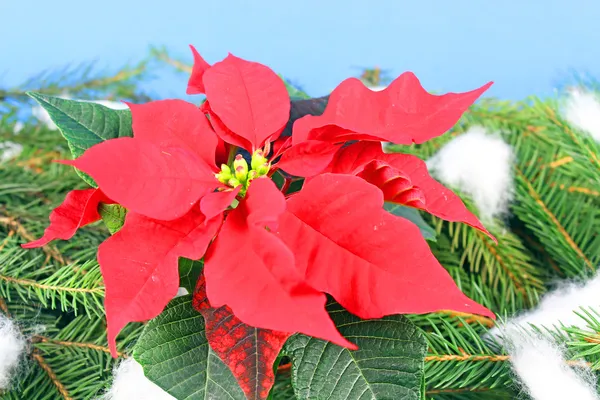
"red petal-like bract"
100,208,222,356
204,177,354,349
292,73,492,145
275,140,341,177
200,187,241,221
193,276,291,400
276,173,495,320
61,137,218,221
203,54,291,151
22,188,112,248
127,99,219,169
329,142,494,238
186,45,212,94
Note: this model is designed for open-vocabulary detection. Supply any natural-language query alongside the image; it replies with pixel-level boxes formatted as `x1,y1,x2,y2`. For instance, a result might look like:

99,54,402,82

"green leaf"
178,258,203,293
384,203,437,242
98,203,127,234
279,75,311,100
285,301,427,400
27,92,133,186
133,296,246,400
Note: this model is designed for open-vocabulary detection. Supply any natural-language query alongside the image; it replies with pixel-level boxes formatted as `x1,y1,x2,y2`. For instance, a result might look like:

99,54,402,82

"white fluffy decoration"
508,334,598,400
426,127,514,220
489,272,600,338
102,358,175,400
0,315,26,389
28,98,128,132
563,88,600,142
488,271,600,399
0,141,24,163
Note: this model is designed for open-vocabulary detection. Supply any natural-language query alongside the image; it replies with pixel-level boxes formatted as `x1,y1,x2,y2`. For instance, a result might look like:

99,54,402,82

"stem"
280,178,292,195
226,145,238,166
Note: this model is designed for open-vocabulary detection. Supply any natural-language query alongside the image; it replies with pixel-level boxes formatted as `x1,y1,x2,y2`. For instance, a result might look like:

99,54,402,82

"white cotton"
508,334,598,400
0,142,24,163
13,121,24,134
31,98,128,131
85,100,128,110
102,358,175,400
489,271,600,338
0,315,26,389
563,88,600,142
426,127,514,220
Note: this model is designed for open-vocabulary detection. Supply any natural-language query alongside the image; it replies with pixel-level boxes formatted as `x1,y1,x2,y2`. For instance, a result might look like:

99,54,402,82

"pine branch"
420,314,598,397
32,350,73,400
151,45,193,74
1,58,153,105
0,244,105,318
2,296,142,400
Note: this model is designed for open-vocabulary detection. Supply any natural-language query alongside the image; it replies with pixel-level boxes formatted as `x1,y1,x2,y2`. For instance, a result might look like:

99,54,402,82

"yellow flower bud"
233,155,249,182
215,164,233,184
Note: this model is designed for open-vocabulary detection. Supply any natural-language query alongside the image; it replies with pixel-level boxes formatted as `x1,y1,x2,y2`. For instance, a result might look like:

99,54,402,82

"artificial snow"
102,358,175,400
0,315,26,389
0,142,24,163
507,333,598,400
563,88,600,142
489,271,600,337
488,271,600,398
426,127,514,220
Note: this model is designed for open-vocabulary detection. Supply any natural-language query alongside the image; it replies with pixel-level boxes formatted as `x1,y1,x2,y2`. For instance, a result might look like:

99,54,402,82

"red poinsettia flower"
23,44,496,400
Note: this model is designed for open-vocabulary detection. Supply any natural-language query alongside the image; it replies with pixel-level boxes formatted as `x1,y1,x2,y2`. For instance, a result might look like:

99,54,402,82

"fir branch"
0,213,67,265
515,167,594,272
33,335,126,358
151,45,193,74
32,350,73,400
541,104,600,173
1,58,153,105
0,247,105,318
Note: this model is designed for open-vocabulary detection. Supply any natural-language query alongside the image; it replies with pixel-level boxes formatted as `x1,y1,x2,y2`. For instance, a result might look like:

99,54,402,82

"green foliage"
3,52,600,400
178,259,203,293
98,203,127,234
384,203,437,241
133,296,246,400
28,93,135,186
284,301,427,400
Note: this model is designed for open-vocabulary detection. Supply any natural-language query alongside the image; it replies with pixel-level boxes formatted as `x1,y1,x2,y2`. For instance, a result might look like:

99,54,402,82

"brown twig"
516,168,594,271
425,352,589,367
0,296,9,315
32,350,73,399
33,335,126,358
0,214,68,265
442,311,495,328
0,274,103,295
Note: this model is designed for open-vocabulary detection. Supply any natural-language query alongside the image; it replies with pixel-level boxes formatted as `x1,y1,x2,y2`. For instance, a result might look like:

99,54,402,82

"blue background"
1,0,599,99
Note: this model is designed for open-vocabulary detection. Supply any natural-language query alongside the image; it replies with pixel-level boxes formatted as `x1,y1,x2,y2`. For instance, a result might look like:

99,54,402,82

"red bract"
291,72,492,146
24,44,496,398
275,173,494,319
21,188,113,248
327,141,495,239
99,209,222,355
193,275,292,400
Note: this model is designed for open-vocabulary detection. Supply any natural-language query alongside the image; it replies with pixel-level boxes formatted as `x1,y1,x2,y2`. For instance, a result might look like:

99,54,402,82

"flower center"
215,149,271,194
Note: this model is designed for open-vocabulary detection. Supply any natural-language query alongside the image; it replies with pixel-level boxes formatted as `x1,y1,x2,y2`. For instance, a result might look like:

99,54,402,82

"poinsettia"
23,44,496,400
